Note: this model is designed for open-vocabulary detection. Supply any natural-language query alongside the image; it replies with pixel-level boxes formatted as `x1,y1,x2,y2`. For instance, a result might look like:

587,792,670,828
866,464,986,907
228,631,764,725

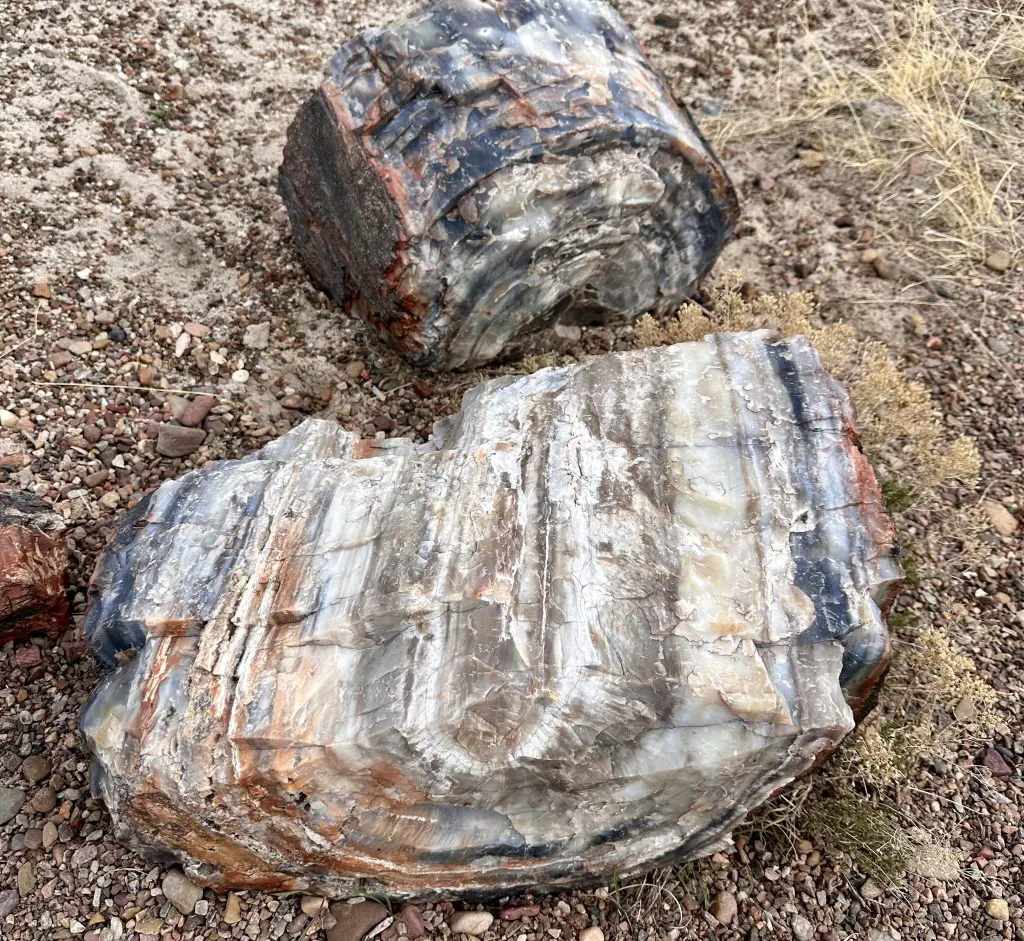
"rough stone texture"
80,332,900,899
279,0,738,369
0,488,69,643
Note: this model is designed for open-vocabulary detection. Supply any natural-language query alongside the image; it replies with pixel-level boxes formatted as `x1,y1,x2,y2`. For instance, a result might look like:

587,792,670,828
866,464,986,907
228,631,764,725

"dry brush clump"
633,275,999,882
702,0,1023,272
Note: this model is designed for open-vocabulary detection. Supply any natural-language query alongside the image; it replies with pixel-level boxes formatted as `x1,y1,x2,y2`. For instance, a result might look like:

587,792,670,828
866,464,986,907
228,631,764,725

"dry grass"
704,0,1024,272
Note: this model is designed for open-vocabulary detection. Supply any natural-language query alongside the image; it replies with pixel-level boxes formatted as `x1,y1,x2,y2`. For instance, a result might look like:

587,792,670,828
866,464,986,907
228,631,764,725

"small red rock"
33,282,53,299
499,905,541,921
397,905,426,940
980,746,1013,778
156,424,207,458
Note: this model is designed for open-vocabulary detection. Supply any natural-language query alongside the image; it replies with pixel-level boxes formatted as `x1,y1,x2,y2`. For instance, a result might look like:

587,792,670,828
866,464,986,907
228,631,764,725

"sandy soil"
1,0,1021,940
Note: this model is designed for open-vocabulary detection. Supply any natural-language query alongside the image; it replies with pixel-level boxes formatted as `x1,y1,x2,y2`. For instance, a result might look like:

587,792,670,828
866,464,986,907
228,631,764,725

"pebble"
579,928,604,941
345,360,366,379
0,888,19,917
17,861,36,897
397,905,426,940
860,878,884,900
500,905,541,921
243,322,271,349
222,891,242,925
983,499,1018,536
21,754,51,783
42,820,59,848
326,900,388,941
0,408,17,427
181,394,216,428
449,911,494,936
231,368,250,383
32,281,52,299
791,913,814,940
161,867,204,915
0,786,26,824
798,148,825,168
156,424,207,458
301,896,328,917
984,250,1011,273
985,898,1009,921
138,364,157,386
709,891,737,925
872,257,900,281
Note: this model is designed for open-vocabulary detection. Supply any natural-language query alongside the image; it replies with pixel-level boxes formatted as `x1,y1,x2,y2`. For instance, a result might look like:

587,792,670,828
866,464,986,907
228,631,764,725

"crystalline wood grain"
0,489,69,643
81,332,901,899
278,0,739,369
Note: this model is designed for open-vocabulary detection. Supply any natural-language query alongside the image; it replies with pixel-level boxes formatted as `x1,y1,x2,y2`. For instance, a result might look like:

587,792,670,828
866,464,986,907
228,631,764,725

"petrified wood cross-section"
81,332,901,899
278,0,739,369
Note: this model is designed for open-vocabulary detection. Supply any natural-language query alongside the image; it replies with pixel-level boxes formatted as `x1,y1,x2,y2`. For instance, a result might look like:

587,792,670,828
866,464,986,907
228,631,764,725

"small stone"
500,906,541,921
397,905,426,940
798,148,825,169
83,424,102,444
138,365,156,387
17,861,36,897
67,339,93,356
85,470,109,487
42,821,59,848
231,369,250,383
21,754,51,784
174,332,191,358
449,911,494,936
872,257,900,281
953,696,976,721
222,892,242,925
0,408,17,428
326,900,388,941
987,336,1010,356
194,899,209,916
28,785,56,813
23,828,43,850
984,250,1011,273
184,321,210,338
579,929,605,941
33,282,53,299
301,896,328,917
985,898,1010,921
72,844,98,867
135,916,163,935
709,891,737,925
243,322,271,350
793,257,818,279
110,326,127,343
983,500,1018,536
161,868,204,915
0,888,18,917
156,424,206,458
791,913,814,941
345,361,366,379
860,878,884,900
653,12,680,28
181,395,216,428
980,745,1013,778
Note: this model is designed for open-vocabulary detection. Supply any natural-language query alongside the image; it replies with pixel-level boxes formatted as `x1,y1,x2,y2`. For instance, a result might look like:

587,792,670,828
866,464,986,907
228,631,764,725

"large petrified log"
0,489,69,643
81,332,901,899
279,0,739,369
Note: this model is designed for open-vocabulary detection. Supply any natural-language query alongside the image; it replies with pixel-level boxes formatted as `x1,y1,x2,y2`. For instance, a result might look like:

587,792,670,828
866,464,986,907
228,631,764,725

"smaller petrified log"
0,489,69,643
279,0,739,369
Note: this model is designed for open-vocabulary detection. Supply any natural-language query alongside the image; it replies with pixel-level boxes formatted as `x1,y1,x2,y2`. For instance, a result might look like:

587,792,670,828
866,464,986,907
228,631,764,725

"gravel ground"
1,1,1021,940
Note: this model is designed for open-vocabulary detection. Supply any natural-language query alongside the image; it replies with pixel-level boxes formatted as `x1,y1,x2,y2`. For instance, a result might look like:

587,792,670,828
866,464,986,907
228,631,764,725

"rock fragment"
279,0,738,369
155,424,206,458
449,912,494,936
326,900,388,941
81,333,901,899
0,489,69,643
161,868,203,915
0,787,26,825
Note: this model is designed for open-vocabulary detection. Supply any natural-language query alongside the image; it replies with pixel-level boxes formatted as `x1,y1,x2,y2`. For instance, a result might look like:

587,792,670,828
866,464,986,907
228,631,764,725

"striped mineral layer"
278,0,739,369
81,332,902,899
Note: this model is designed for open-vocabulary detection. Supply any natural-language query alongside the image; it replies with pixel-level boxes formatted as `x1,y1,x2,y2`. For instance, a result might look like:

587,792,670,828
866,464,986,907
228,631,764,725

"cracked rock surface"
80,332,900,899
278,0,738,369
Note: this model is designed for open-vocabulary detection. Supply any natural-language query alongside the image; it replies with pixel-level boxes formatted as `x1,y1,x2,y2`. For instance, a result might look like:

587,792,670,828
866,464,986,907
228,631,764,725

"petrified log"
0,489,69,643
81,332,901,899
278,0,739,369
